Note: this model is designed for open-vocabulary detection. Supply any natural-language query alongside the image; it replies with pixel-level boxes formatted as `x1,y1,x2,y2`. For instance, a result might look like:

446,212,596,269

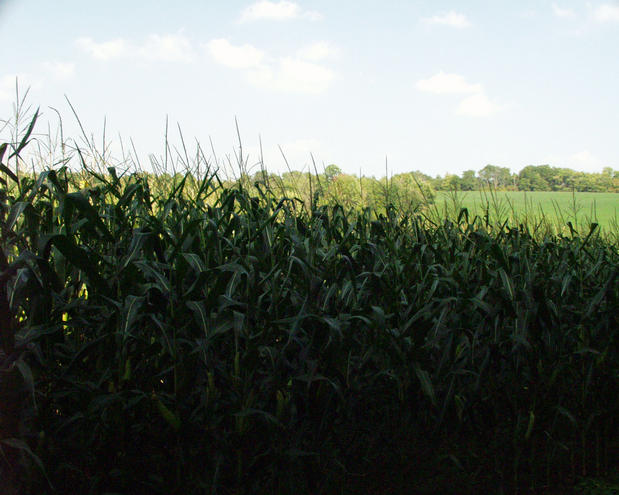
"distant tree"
509,173,519,190
324,164,342,183
359,176,384,211
430,175,447,191
600,167,617,192
551,168,576,191
409,170,435,183
443,174,461,191
460,170,478,191
518,165,550,191
479,164,511,188
536,165,557,189
326,173,361,210
280,170,314,209
390,172,434,211
573,172,608,192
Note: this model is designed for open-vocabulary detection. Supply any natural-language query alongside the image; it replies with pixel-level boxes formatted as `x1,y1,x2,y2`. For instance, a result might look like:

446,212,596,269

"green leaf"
121,232,151,269
5,201,30,232
414,364,436,407
0,161,18,183
40,234,107,291
64,191,114,241
1,437,49,482
186,300,208,338
182,252,206,274
469,296,492,315
15,358,36,409
154,396,181,431
498,268,515,301
216,262,248,277
122,295,143,338
135,261,170,293
8,108,39,160
524,410,535,440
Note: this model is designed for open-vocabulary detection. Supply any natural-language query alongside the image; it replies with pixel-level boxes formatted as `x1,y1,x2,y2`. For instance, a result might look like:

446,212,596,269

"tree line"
431,164,618,192
234,163,617,215
239,164,617,215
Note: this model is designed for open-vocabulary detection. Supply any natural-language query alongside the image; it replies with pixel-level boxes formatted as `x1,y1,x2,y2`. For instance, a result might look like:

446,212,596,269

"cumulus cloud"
247,57,334,94
205,38,336,94
205,39,264,69
42,61,76,80
296,41,339,62
567,150,603,171
415,72,481,94
137,34,195,62
76,34,195,62
545,150,606,172
593,4,619,22
552,3,576,18
416,71,504,117
76,37,127,61
240,1,322,22
423,11,471,28
456,92,504,117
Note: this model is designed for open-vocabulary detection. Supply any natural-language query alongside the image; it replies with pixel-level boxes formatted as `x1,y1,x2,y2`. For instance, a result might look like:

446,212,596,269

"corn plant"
1,110,617,494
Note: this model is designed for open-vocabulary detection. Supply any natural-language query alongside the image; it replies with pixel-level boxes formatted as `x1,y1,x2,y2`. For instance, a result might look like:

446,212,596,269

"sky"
1,0,619,178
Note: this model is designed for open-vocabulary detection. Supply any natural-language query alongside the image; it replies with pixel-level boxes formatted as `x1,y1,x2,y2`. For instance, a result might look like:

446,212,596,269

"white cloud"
77,34,194,63
206,39,335,94
241,0,298,20
416,71,505,118
593,4,619,22
137,34,195,62
415,72,481,94
248,57,334,94
240,1,321,22
205,39,264,69
302,10,322,21
545,150,605,172
42,61,76,80
552,4,576,18
566,150,605,172
423,11,471,28
456,93,504,117
76,37,127,61
297,41,339,62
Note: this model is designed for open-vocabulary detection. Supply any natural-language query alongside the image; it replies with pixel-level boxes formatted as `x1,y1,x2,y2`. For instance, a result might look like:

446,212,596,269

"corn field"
1,112,618,494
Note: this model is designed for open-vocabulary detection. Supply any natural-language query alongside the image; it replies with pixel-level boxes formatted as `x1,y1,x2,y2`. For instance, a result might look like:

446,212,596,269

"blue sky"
1,0,618,177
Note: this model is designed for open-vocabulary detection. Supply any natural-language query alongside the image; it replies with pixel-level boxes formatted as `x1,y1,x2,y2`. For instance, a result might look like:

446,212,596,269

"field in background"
435,190,618,232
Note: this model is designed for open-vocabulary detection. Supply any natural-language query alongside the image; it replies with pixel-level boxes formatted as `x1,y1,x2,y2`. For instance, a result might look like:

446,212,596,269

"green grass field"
435,190,618,233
